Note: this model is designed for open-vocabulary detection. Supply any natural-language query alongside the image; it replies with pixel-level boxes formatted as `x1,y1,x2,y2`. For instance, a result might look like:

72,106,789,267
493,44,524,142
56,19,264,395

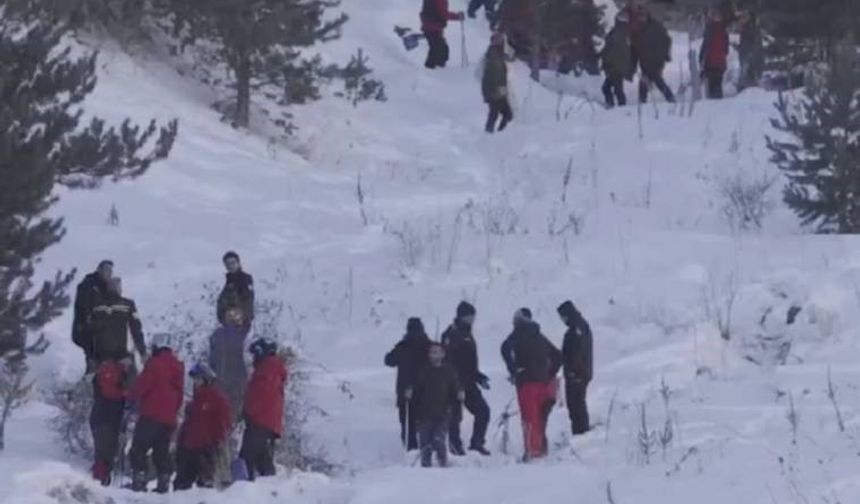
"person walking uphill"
407,343,464,467
601,12,634,108
635,13,675,103
241,338,288,480
209,307,250,422
482,32,513,133
700,9,730,99
500,309,562,461
421,0,465,69
89,356,133,486
385,317,432,451
217,251,254,333
128,334,184,493
442,301,491,456
174,363,233,491
558,300,593,435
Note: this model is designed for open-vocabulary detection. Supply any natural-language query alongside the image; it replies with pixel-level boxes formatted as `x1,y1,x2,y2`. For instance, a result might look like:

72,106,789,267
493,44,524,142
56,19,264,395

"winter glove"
507,375,516,385
457,390,466,402
455,11,466,21
404,388,414,400
496,87,508,99
477,373,490,390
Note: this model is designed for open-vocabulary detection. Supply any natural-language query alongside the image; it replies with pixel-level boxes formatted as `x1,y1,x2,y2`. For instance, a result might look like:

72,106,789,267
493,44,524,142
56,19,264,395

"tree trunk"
235,51,251,128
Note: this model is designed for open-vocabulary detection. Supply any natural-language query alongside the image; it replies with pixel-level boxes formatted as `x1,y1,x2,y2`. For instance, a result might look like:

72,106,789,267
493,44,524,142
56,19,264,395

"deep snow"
4,1,860,503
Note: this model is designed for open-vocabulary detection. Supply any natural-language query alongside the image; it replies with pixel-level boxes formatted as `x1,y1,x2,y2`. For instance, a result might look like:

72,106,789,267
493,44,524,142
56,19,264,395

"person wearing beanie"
127,336,184,493
482,32,513,133
384,317,432,450
557,300,593,435
500,309,562,461
441,301,491,456
217,251,255,332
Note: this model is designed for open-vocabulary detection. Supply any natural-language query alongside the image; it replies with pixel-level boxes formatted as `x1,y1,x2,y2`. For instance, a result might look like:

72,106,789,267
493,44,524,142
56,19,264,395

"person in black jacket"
441,301,491,456
217,251,255,333
500,309,562,460
384,317,432,450
90,278,147,368
72,260,114,372
634,14,675,103
558,300,593,435
407,343,464,467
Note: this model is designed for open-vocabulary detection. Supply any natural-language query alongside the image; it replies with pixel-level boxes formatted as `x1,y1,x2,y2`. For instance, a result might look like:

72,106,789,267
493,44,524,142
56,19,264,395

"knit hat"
222,251,240,263
456,301,476,319
406,317,425,335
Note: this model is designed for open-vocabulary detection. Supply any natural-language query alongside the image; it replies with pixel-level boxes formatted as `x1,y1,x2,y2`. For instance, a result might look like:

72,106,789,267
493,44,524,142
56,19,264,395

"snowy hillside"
5,0,860,503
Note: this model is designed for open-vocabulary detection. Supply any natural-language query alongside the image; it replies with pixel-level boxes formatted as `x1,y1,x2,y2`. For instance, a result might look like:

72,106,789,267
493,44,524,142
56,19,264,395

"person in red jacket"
699,8,730,99
89,356,132,486
174,363,232,491
240,338,288,480
127,334,185,493
421,0,465,69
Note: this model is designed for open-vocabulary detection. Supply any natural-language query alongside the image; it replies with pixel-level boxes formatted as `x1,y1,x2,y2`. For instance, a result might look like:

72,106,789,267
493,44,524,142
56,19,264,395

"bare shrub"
717,171,777,232
383,220,425,269
702,273,738,342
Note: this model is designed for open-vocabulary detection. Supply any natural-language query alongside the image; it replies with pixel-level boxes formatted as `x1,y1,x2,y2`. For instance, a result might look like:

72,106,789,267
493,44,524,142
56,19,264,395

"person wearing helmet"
127,334,184,493
482,32,513,133
209,307,249,422
89,355,133,486
240,338,288,480
174,363,233,491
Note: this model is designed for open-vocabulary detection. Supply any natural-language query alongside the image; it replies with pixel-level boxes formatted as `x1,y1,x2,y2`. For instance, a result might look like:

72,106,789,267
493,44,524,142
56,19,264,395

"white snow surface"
5,0,860,503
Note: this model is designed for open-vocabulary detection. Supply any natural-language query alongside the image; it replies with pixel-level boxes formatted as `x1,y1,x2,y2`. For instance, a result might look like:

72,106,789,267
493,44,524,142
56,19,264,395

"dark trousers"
601,76,626,107
449,384,490,450
485,98,513,133
419,415,449,467
705,68,725,99
638,73,675,103
174,447,216,490
90,413,122,476
565,380,590,435
398,397,419,450
424,30,450,69
129,417,174,476
240,422,276,480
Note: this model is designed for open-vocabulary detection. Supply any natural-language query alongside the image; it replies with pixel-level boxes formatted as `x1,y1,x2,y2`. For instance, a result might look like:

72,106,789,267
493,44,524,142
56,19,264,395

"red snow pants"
517,379,557,459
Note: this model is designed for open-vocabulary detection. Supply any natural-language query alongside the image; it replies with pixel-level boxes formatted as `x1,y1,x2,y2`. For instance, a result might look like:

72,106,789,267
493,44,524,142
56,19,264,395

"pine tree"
0,21,177,449
159,0,348,127
766,31,860,233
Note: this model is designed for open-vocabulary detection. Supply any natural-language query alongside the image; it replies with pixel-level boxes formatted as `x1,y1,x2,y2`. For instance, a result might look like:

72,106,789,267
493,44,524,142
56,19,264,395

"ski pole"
460,19,469,68
405,399,412,453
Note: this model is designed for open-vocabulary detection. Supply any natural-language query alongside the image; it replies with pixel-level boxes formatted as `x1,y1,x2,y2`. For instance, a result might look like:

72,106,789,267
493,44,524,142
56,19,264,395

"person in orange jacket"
89,356,133,486
127,334,184,493
174,363,233,491
240,338,288,480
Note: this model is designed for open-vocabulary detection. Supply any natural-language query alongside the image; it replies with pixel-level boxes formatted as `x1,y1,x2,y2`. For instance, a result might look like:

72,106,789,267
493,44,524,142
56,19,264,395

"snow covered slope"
5,0,860,503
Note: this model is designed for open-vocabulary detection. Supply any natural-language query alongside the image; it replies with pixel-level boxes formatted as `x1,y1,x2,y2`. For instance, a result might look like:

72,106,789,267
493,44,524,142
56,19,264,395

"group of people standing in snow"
72,253,289,493
385,300,593,466
411,0,763,131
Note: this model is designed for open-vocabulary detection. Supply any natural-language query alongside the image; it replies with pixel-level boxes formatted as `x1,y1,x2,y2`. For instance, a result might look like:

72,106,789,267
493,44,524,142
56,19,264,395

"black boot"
130,471,147,492
469,444,491,456
154,474,171,494
449,443,466,456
